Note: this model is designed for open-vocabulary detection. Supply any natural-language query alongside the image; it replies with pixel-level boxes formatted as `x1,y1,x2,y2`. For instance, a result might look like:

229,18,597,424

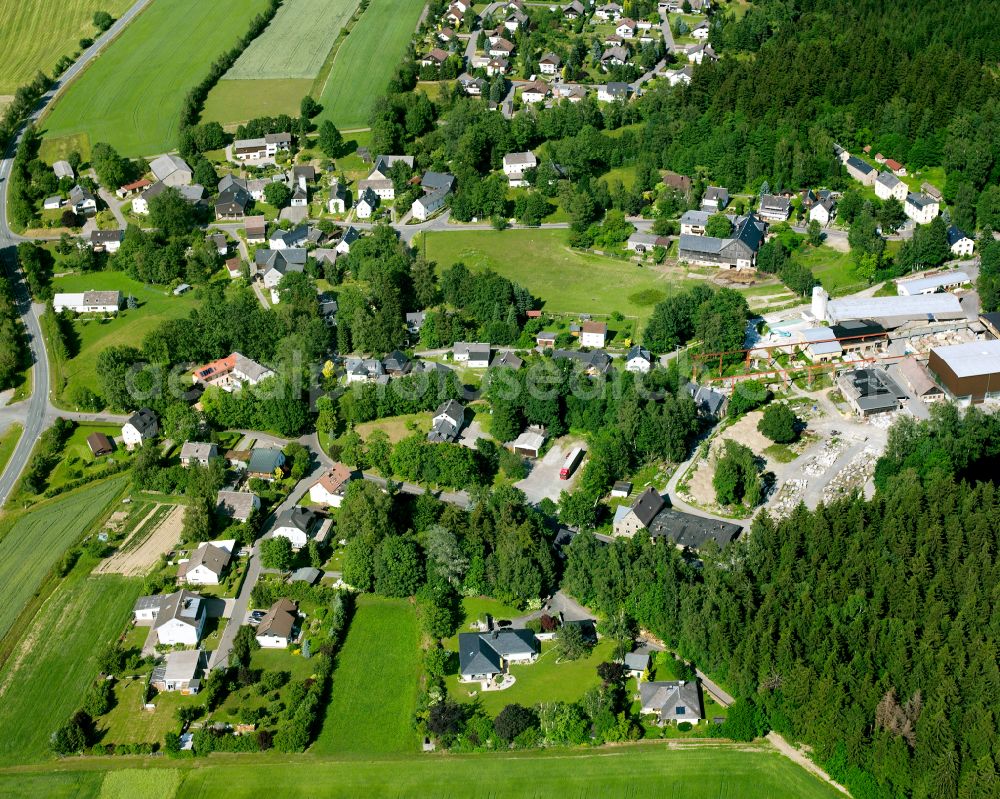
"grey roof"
683,381,726,416
897,271,969,295
876,171,902,190
825,294,963,325
91,229,123,244
383,350,410,372
930,339,1000,379
504,151,537,166
340,226,360,246
265,132,292,145
758,194,790,214
274,506,319,534
602,47,630,63
845,155,874,175
801,326,841,356
627,345,651,362
80,290,121,307
680,210,735,227
254,248,307,273
178,543,231,580
454,341,491,360
180,442,217,461
154,590,205,630
421,171,455,192
53,160,74,178
552,349,612,373
269,225,309,247
134,595,162,612
289,567,321,584
162,649,205,683
247,447,285,474
626,486,666,527
947,225,972,247
69,185,95,205
435,399,465,427
648,507,741,550
458,630,538,676
679,232,722,255
703,186,729,205
150,154,191,181
839,368,906,412
906,192,936,210
490,351,523,369
126,407,157,435
216,490,258,520
639,680,702,720
624,651,649,671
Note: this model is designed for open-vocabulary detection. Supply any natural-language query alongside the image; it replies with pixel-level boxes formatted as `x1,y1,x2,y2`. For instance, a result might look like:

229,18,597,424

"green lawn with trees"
0,746,846,797
423,229,696,322
316,0,426,130
40,0,270,155
0,0,132,94
0,477,125,642
312,596,422,754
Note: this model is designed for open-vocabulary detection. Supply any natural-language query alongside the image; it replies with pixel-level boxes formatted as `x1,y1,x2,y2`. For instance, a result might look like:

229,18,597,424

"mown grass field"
0,477,125,642
0,0,133,94
228,0,359,79
793,244,866,296
46,423,130,491
422,229,698,322
317,0,426,130
0,424,22,479
0,562,142,766
202,78,312,126
41,0,270,155
311,595,421,754
0,746,846,797
49,271,201,407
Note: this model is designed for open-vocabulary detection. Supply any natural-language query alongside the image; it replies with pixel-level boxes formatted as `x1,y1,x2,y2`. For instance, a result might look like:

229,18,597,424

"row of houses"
838,146,942,225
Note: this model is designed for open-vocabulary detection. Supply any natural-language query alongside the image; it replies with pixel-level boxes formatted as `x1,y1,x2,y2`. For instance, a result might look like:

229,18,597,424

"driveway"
514,440,583,505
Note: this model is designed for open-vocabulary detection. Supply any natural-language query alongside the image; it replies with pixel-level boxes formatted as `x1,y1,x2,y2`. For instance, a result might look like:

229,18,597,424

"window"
675,706,686,715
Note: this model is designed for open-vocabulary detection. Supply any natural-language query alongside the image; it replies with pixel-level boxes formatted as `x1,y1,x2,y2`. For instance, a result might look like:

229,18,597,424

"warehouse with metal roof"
927,339,1000,403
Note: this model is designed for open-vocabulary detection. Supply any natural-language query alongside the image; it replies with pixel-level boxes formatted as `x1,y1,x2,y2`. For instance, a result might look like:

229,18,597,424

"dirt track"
95,504,184,577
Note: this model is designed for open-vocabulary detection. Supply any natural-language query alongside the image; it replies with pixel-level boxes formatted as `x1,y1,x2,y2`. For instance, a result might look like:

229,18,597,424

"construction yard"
95,504,184,577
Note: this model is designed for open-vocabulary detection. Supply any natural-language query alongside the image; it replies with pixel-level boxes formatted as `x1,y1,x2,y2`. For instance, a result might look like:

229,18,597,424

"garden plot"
95,504,184,577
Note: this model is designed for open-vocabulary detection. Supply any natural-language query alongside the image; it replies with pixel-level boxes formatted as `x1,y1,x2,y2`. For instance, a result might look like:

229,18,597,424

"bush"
758,403,799,444
677,721,693,732
494,704,537,743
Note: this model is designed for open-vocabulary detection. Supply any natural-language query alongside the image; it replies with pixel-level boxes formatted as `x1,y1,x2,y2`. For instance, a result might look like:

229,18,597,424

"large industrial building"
809,287,964,328
927,340,1000,404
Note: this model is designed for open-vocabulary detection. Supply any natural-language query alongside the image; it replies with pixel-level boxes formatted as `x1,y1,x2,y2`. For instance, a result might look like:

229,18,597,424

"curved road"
0,0,155,506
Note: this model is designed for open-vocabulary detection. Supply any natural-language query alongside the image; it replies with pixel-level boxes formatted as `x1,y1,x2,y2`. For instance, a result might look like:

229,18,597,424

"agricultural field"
316,0,426,130
201,78,311,126
312,596,421,754
47,271,202,408
0,745,846,797
228,0,359,79
422,228,699,322
0,0,133,94
0,562,142,766
41,0,270,155
0,477,125,642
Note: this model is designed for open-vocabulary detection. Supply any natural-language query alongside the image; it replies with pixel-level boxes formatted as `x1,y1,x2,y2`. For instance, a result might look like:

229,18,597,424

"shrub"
677,721,693,732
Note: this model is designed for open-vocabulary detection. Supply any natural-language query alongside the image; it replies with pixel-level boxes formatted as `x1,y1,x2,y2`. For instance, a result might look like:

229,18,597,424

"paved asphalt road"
0,0,154,505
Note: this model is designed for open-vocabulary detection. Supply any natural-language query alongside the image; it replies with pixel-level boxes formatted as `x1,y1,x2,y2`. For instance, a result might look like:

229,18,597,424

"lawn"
101,769,182,799
202,78,312,127
311,595,421,754
354,412,431,443
0,424,22,479
0,0,133,94
792,244,866,296
46,422,130,491
422,228,697,322
316,0,426,130
97,679,190,746
0,745,846,798
448,638,617,716
40,0,270,155
48,271,201,407
0,562,142,766
228,0,359,79
0,477,126,643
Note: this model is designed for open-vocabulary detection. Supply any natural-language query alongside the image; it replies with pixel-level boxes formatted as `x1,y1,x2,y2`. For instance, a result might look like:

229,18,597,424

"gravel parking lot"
515,439,584,505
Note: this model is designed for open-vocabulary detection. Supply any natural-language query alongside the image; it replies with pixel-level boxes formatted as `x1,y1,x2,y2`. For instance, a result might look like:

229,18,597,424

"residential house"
179,442,218,467
580,321,608,348
563,0,585,18
627,232,669,253
270,507,320,549
406,311,426,336
921,182,943,202
488,38,515,58
947,226,974,257
612,486,665,537
215,174,252,220
874,171,907,203
383,350,412,376
122,408,158,450
192,351,275,391
616,18,637,37
445,4,465,25
344,358,386,384
597,82,632,102
486,57,509,77
356,187,380,219
225,256,243,278
153,590,207,646
177,542,232,586
336,226,360,254
601,47,630,68
246,447,286,480
412,186,449,220
268,225,308,249
665,65,692,86
438,27,457,43
206,233,228,255
539,52,562,75
536,331,557,348
152,650,206,693
69,185,97,216
663,171,693,193
700,186,729,211
683,381,728,417
328,180,347,213
458,72,486,96
639,680,703,725
809,196,837,226
623,651,650,678
428,399,465,443
757,194,791,222
691,20,709,39
502,151,537,187
521,80,550,104
245,215,267,243
52,160,74,180
255,248,308,292
309,462,354,508
905,192,940,225
232,132,292,162
458,629,539,683
504,7,528,31
256,599,298,648
421,47,450,67
216,490,260,522
43,196,62,210
884,158,906,176
87,432,113,456
844,155,877,186
678,214,766,270
454,341,491,367
626,345,652,373
595,3,623,21
552,348,612,375
491,351,523,370
86,229,122,254
150,154,193,187
685,43,717,64
52,290,121,314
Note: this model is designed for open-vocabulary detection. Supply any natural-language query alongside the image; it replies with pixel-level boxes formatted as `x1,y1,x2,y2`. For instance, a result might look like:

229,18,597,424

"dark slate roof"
732,213,765,252
947,225,971,247
490,351,523,369
127,407,157,435
845,155,874,175
830,319,886,342
421,171,455,192
648,507,741,550
247,447,285,474
627,486,666,527
458,630,538,677
552,349,612,373
274,506,319,534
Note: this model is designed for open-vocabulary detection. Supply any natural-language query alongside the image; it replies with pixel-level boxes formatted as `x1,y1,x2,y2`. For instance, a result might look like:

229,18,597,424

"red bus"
559,446,584,479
